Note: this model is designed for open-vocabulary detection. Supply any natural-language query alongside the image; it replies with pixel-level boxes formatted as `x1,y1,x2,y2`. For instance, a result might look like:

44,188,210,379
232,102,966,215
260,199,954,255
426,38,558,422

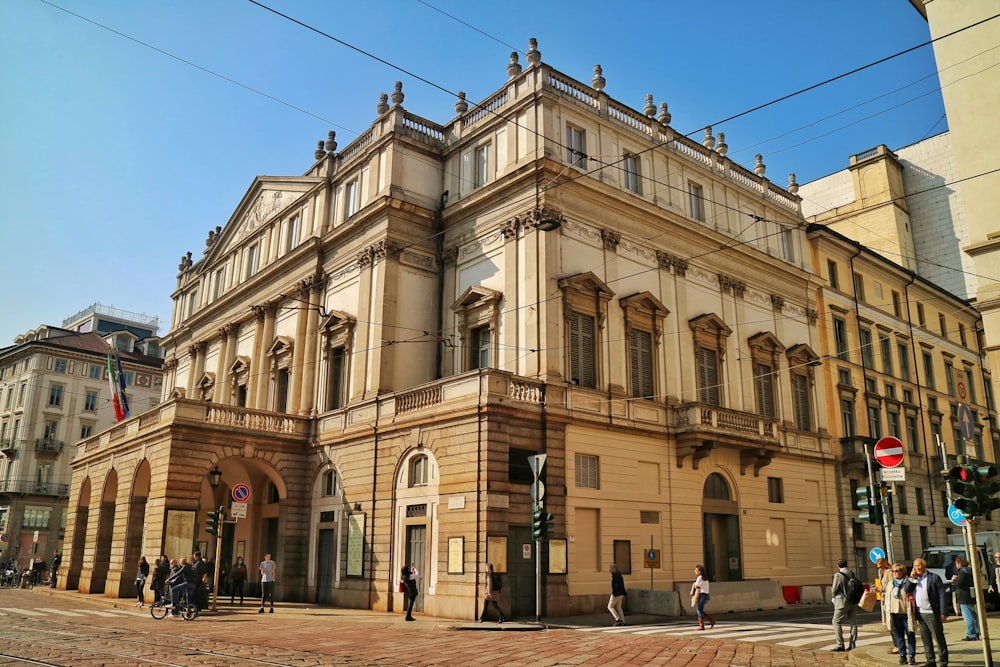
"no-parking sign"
232,483,251,503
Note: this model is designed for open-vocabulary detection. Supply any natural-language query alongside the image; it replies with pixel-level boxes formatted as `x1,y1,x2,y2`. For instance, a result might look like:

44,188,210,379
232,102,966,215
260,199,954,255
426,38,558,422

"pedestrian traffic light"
205,506,225,536
974,464,1000,517
949,465,980,517
855,485,882,525
532,504,554,541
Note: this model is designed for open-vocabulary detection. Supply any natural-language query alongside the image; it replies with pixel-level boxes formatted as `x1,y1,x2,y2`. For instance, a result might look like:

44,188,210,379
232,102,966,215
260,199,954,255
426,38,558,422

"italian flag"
107,354,124,422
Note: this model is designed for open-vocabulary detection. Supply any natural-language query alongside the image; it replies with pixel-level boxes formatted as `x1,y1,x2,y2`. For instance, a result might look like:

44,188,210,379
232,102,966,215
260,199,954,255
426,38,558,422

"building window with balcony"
266,337,293,414
84,390,98,412
43,420,58,440
575,453,600,489
688,182,706,221
452,286,501,373
622,152,642,194
621,292,668,401
48,384,63,408
691,313,731,407
321,310,356,412
834,317,849,360
749,331,783,420
566,125,587,168
470,326,491,370
767,477,784,503
410,455,429,487
327,347,347,411
560,273,613,390
791,373,812,431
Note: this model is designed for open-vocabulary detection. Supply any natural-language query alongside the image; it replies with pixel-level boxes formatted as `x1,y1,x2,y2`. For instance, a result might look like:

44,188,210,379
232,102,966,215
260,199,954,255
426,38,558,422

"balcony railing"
672,402,778,439
0,478,70,497
34,438,64,454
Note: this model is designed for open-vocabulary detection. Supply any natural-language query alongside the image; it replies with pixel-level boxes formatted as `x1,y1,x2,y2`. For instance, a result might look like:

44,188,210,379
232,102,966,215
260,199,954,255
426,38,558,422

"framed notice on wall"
346,513,365,577
487,535,507,573
548,539,567,574
164,509,195,560
448,537,464,574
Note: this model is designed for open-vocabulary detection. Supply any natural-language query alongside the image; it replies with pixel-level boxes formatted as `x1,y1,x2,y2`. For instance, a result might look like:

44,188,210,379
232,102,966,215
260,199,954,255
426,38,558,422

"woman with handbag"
400,563,419,621
886,563,917,665
134,556,149,607
690,565,715,630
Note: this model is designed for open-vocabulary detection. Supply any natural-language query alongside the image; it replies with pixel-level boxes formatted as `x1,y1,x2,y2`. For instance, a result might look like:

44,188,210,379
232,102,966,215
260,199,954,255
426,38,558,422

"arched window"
704,473,731,500
410,455,429,487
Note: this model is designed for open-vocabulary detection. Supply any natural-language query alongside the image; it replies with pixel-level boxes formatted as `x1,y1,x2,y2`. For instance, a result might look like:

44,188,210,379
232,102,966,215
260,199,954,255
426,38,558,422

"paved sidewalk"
846,614,999,667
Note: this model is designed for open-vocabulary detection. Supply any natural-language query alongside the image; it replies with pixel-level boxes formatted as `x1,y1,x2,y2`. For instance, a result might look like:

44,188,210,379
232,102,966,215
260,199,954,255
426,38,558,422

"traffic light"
974,465,1000,517
949,465,980,517
532,504,554,541
855,485,882,525
205,506,225,536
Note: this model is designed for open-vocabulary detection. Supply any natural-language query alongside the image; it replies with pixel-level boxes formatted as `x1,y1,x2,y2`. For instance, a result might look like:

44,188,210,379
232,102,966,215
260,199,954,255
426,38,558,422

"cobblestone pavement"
0,588,855,667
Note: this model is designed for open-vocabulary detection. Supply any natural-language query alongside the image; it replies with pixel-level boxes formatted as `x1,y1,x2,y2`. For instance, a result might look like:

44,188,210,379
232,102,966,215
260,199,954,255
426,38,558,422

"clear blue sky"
0,0,942,345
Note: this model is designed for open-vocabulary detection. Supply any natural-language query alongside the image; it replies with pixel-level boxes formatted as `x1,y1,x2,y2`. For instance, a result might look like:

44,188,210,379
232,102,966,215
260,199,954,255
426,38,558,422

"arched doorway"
702,472,742,582
123,461,151,597
394,449,440,614
92,469,119,593
66,477,91,590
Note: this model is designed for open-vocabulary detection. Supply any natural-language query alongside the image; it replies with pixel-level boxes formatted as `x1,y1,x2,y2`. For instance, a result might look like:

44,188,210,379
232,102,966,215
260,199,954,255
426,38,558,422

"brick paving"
0,587,855,667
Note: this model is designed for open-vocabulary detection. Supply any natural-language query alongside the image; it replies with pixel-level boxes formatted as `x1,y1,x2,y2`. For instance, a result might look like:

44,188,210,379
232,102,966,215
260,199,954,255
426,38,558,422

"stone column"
247,307,266,409
254,305,276,410
213,326,231,403
299,282,321,415
288,289,308,413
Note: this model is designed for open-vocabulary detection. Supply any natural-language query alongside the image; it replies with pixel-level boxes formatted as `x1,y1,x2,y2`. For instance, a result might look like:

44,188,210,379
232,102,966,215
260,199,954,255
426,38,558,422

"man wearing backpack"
831,559,860,651
478,563,506,623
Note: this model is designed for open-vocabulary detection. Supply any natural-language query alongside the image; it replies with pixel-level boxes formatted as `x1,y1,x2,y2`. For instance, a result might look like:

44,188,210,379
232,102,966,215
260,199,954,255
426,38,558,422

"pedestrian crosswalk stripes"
575,620,888,652
2,607,133,618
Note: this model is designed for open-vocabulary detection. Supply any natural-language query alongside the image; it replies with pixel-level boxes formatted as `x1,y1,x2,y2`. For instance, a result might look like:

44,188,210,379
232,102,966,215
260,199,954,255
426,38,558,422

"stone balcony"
34,438,64,455
671,402,780,475
0,477,69,497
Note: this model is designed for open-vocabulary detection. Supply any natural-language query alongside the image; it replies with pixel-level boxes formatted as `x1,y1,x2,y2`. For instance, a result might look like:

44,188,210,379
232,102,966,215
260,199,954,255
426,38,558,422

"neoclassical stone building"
63,43,844,617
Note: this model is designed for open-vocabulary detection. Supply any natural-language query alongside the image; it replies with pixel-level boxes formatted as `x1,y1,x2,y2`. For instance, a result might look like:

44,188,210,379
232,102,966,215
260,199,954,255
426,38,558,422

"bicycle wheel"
181,603,199,621
150,601,168,619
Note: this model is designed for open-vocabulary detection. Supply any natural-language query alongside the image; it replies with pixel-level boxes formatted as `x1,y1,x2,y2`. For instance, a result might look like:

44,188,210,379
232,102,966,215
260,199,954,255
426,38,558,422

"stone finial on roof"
455,91,469,114
754,154,766,177
391,81,404,106
787,173,799,194
716,132,728,157
325,131,337,153
703,126,715,150
592,65,605,91
507,52,522,78
377,93,389,115
315,141,326,160
644,94,655,118
658,102,671,125
526,38,541,65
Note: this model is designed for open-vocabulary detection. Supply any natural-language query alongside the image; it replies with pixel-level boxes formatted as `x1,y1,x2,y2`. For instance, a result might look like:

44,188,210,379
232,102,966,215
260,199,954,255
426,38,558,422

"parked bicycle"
149,586,198,621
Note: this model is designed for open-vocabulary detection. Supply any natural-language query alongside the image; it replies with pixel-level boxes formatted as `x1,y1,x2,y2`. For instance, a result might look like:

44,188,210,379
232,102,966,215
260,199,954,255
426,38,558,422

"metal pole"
534,495,541,622
650,535,654,591
965,517,994,667
864,443,893,563
211,505,224,612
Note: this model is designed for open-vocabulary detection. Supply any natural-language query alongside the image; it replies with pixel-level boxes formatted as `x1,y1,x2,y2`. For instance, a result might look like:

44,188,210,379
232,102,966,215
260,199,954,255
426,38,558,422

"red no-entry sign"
874,436,905,468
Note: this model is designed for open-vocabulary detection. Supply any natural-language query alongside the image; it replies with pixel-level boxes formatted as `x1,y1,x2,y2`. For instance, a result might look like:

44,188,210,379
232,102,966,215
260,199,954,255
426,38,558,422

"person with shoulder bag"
478,562,506,623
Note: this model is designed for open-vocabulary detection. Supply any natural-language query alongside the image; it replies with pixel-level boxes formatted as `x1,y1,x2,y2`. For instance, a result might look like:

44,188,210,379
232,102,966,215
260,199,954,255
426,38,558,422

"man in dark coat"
903,557,949,667
49,552,61,588
608,563,626,627
831,559,859,651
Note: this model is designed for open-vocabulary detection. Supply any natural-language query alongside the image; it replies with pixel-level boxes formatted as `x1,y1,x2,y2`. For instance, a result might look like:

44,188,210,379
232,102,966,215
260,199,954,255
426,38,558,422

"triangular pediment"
688,313,732,337
558,271,615,300
230,355,251,375
620,291,669,318
786,343,820,365
197,372,216,389
320,310,356,331
200,176,325,266
267,336,294,357
747,331,785,354
451,286,502,312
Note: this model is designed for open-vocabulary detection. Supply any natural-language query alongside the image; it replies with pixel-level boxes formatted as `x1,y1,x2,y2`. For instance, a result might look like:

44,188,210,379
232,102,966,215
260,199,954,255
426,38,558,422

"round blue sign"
647,550,656,560
232,483,251,502
958,404,974,441
948,503,968,527
869,547,886,564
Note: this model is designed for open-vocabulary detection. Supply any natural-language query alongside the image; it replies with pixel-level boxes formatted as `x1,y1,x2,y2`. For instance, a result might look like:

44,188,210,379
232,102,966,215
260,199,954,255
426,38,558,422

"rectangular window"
841,398,856,437
853,272,865,301
888,409,901,438
244,244,259,280
275,368,289,413
629,330,653,399
48,385,63,408
43,420,58,440
897,486,908,514
945,361,955,397
892,291,901,317
54,359,67,374
84,391,98,412
22,507,51,529
754,363,776,418
827,260,839,289
213,268,226,300
470,326,491,370
4,389,11,409
923,352,935,390
903,388,913,403
901,525,912,561
780,229,794,262
569,313,596,389
688,182,705,222
898,343,910,381
622,153,641,194
868,404,882,438
834,317,849,360
697,348,721,406
906,414,919,452
17,383,25,406
613,540,632,574
767,477,784,503
939,313,947,337
474,144,490,187
345,179,359,217
885,383,896,399
917,303,925,327
327,347,346,411
916,487,925,515
792,373,811,431
920,526,929,552
575,454,600,489
860,328,874,368
89,364,102,380
965,368,977,404
838,368,851,386
508,448,536,485
639,511,660,524
566,125,586,168
959,323,967,347
880,336,893,376
80,424,93,439
286,214,300,253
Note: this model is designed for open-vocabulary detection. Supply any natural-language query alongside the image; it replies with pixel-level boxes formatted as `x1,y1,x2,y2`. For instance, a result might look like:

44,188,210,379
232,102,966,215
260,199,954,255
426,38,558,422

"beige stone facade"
63,49,859,617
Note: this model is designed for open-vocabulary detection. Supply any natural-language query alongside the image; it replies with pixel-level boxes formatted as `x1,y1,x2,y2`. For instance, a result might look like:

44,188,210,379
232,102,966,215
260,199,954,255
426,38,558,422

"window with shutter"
630,329,653,398
754,362,775,417
571,313,596,388
574,454,599,489
697,348,719,405
792,373,811,430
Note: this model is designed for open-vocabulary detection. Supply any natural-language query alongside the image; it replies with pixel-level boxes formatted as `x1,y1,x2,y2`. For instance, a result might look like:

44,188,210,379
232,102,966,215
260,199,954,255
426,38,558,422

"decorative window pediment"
451,285,501,312
689,313,732,347
559,271,614,327
170,387,186,400
229,355,251,376
267,336,294,358
321,310,356,350
786,343,819,367
620,291,670,342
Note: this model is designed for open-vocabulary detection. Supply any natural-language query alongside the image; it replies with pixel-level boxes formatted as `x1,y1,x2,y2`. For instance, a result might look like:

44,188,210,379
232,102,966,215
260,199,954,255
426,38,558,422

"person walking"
259,553,276,613
49,552,61,588
952,556,979,641
153,554,170,604
608,563,626,627
191,551,208,611
230,556,247,604
478,562,506,623
875,557,900,655
886,563,917,665
903,557,949,667
690,565,715,630
134,556,150,607
831,559,859,652
401,563,419,621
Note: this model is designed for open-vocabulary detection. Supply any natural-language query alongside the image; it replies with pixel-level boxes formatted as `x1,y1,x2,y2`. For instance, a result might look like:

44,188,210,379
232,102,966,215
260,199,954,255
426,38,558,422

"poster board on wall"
164,509,196,560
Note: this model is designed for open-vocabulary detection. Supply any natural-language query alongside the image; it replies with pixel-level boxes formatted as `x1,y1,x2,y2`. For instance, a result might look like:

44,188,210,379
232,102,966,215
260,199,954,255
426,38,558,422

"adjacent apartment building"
0,304,164,572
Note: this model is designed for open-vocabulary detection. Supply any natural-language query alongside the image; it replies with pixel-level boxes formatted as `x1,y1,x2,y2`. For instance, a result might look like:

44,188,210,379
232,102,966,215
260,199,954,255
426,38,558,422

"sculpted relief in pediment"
231,190,286,247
